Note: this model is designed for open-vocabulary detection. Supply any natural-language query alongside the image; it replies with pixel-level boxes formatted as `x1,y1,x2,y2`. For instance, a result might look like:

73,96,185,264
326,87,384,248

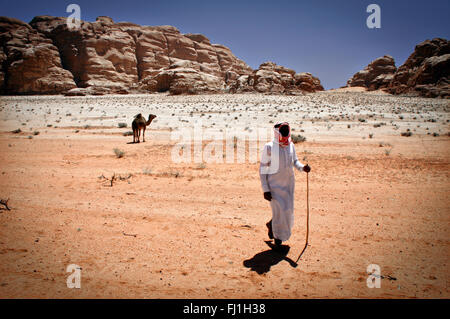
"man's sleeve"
292,144,305,172
259,144,271,193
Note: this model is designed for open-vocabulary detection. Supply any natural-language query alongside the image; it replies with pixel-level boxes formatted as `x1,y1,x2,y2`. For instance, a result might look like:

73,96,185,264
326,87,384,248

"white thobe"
259,141,304,241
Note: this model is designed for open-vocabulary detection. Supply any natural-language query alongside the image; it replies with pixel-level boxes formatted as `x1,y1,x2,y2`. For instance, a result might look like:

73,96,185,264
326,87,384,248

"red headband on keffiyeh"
274,122,291,147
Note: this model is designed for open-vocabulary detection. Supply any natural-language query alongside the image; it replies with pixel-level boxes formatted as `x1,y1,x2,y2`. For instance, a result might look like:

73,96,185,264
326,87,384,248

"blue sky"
2,0,449,89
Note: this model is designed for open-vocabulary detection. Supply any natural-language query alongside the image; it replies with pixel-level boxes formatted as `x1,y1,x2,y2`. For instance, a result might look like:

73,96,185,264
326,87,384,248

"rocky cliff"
388,38,449,98
346,38,449,98
346,55,396,91
0,17,76,94
231,61,323,94
1,15,324,96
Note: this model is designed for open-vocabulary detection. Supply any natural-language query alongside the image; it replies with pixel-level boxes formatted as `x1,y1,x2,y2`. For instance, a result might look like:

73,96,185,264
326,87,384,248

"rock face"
346,39,449,98
388,38,450,98
346,55,396,91
28,15,254,95
0,17,76,94
230,62,324,94
29,16,140,94
0,15,325,95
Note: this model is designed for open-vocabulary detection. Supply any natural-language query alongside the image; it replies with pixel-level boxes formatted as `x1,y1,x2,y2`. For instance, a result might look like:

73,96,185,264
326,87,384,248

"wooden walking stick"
295,172,309,263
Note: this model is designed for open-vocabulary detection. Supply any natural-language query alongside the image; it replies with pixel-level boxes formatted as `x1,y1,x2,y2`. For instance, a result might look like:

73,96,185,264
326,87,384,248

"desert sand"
0,91,449,298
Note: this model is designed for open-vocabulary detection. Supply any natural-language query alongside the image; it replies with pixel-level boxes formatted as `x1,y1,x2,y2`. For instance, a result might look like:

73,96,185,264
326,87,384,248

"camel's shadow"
243,241,298,274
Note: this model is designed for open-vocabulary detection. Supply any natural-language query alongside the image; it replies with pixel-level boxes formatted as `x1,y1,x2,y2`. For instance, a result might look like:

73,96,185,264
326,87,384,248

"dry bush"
113,148,125,158
291,134,306,143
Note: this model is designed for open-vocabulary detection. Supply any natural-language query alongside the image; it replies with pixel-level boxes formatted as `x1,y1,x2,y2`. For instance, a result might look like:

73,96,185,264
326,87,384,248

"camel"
132,113,157,143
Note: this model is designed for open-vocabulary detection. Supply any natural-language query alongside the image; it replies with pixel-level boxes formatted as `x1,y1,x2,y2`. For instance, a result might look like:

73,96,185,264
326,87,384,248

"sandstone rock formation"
1,15,324,95
0,17,76,94
29,15,253,95
346,55,396,91
346,39,449,98
30,16,139,94
230,62,324,94
388,38,449,98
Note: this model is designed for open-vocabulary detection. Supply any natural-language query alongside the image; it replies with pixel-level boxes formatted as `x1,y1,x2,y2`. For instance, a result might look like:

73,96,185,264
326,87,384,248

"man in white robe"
259,122,310,249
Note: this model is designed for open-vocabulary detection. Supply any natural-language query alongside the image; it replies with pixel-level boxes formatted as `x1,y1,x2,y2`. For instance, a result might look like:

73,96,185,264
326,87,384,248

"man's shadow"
243,241,298,274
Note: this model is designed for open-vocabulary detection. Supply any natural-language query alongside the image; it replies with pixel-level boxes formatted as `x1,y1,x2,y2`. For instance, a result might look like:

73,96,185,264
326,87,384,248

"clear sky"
1,0,449,89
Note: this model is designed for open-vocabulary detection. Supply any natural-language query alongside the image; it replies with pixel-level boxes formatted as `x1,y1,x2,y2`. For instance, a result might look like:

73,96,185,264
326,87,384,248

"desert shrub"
401,131,412,137
12,129,21,133
123,131,133,136
118,122,127,128
196,163,206,169
113,148,125,158
142,168,152,175
156,170,182,178
291,134,306,143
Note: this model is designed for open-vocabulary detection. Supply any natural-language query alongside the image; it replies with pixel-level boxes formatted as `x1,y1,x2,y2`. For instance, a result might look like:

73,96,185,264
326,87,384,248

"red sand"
0,127,448,298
